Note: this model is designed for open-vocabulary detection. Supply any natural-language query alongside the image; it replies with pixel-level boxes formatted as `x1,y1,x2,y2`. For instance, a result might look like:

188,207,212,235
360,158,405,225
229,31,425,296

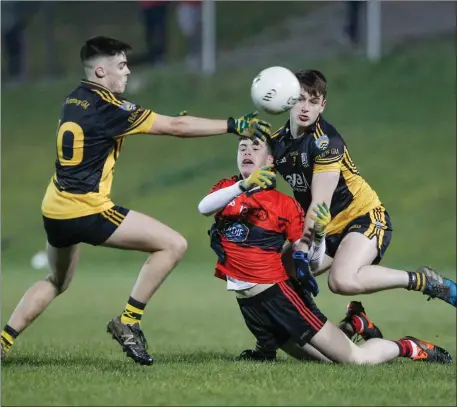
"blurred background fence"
2,1,455,83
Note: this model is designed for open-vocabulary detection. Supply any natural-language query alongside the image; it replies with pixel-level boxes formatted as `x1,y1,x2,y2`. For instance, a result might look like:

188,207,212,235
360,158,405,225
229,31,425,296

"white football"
31,250,49,270
251,66,301,115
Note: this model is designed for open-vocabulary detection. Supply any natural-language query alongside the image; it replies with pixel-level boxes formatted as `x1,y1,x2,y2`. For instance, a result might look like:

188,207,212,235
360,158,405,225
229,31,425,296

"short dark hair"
238,136,273,155
295,69,327,98
80,36,132,64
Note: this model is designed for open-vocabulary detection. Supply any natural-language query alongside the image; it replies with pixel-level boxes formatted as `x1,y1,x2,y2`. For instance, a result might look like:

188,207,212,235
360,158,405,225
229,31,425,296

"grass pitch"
2,265,456,406
1,36,456,406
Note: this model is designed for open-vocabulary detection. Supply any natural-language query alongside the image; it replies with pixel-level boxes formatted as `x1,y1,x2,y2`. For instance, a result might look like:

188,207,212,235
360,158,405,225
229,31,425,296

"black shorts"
43,205,130,248
237,279,327,351
326,205,393,265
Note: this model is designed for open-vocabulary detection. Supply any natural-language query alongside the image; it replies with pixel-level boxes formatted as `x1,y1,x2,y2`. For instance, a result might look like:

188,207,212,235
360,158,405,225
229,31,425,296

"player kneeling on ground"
0,36,272,365
197,137,452,365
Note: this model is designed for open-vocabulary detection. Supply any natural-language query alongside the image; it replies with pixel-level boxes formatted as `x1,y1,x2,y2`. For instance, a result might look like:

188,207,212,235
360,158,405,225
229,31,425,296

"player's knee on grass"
310,320,369,365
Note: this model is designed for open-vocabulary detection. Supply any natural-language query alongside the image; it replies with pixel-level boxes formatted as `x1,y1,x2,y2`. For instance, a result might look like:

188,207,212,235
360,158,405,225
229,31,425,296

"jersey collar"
80,79,114,93
282,115,322,141
306,114,322,134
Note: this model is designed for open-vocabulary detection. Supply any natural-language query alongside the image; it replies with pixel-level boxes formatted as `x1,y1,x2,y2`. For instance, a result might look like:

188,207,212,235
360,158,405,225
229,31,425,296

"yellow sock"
1,325,19,353
415,272,426,292
120,297,145,325
407,271,426,291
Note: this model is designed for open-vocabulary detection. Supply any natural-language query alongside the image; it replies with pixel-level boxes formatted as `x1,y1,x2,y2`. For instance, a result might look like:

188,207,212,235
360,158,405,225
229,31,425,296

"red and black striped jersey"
211,176,304,284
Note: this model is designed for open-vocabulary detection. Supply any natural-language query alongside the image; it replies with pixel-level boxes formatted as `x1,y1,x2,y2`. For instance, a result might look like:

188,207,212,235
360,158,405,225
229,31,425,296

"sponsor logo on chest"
285,172,310,192
223,222,249,242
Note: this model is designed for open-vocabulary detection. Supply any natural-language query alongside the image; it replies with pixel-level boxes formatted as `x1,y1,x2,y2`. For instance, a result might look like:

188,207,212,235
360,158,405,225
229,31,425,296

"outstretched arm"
198,182,244,216
100,97,270,139
148,112,270,139
198,165,276,216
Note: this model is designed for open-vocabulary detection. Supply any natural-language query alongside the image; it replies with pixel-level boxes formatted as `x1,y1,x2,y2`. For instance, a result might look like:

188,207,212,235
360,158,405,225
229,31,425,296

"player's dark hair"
238,136,273,155
295,69,327,98
80,36,131,64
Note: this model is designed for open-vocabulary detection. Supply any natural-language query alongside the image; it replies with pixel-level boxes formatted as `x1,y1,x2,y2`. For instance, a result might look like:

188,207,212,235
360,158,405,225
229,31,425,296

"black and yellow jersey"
270,116,382,236
41,80,156,219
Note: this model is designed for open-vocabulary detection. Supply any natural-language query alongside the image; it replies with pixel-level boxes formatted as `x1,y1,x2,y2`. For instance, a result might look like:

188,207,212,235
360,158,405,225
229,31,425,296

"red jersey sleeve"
208,176,238,194
284,197,305,243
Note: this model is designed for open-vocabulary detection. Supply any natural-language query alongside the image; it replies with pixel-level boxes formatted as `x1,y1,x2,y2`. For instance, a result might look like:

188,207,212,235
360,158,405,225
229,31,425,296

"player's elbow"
197,201,213,217
168,116,189,137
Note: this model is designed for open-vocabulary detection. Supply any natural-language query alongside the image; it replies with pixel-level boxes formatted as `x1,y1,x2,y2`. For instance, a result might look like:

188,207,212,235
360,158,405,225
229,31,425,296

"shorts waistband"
236,281,291,305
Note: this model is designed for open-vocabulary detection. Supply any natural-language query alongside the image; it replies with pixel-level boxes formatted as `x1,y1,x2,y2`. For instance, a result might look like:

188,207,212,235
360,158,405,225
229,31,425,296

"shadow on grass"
1,350,252,369
4,351,454,374
1,354,130,372
1,350,311,370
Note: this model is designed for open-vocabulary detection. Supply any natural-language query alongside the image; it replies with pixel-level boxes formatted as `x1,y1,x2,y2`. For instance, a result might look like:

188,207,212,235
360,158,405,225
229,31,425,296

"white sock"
408,340,420,358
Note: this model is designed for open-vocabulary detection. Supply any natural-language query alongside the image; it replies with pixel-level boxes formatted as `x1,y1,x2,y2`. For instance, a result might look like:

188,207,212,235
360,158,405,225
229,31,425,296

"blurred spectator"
176,0,201,71
140,1,169,66
1,2,40,83
344,1,363,46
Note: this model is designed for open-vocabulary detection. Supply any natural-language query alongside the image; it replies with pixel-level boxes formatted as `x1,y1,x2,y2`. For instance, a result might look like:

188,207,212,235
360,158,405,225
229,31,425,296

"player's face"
101,52,130,95
237,139,274,178
291,89,326,128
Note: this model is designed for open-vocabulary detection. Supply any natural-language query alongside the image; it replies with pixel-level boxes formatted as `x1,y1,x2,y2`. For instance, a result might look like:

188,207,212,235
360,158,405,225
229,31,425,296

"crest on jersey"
120,101,137,111
290,150,298,166
301,152,308,167
315,134,329,150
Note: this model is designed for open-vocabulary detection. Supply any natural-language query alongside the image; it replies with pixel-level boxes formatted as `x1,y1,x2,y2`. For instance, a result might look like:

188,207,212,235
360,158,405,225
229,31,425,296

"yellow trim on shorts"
375,206,387,250
364,206,387,248
108,208,126,223
364,209,377,239
100,208,125,227
100,211,120,226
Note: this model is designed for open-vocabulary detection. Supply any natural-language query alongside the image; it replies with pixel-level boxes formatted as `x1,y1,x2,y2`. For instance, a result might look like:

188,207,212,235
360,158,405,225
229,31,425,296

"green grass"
2,265,456,406
1,35,456,406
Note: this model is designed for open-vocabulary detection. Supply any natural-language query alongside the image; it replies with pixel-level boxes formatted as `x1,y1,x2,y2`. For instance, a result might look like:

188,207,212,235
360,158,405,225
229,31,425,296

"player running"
0,36,271,365
268,69,456,332
198,136,452,365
